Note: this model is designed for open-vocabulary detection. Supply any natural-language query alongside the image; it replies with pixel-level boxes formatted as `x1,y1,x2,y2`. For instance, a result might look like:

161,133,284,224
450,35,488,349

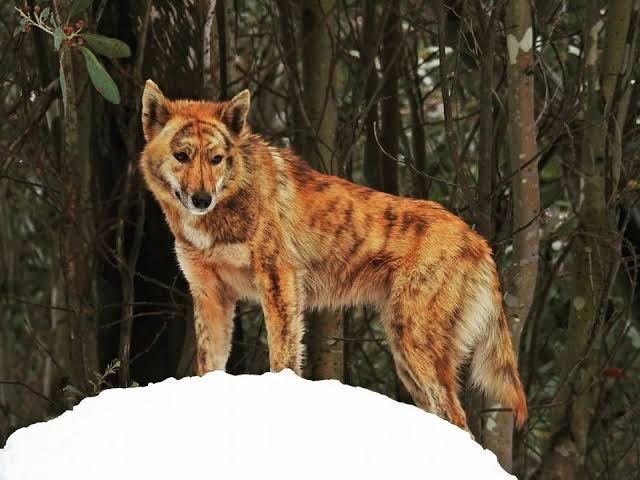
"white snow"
0,370,514,480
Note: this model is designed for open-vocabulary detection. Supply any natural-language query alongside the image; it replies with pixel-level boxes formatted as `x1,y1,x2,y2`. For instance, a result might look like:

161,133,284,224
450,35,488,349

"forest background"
1,0,639,478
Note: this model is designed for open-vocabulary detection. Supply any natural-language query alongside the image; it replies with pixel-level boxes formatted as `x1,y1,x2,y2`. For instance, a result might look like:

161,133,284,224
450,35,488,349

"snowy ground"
0,370,514,480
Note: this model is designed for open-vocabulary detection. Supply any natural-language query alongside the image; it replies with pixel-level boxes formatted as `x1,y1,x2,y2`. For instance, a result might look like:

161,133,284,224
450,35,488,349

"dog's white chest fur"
178,215,251,268
207,242,251,268
181,217,213,250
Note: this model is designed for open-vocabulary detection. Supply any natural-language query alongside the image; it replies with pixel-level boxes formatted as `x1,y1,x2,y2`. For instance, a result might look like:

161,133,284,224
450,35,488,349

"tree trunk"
302,0,339,173
59,44,99,393
466,1,503,441
200,0,218,100
406,45,429,199
200,0,236,101
52,0,100,392
301,0,343,381
29,25,68,408
361,0,381,191
432,1,476,217
486,0,539,472
476,0,502,242
117,0,153,387
0,181,16,432
275,0,304,151
379,0,401,195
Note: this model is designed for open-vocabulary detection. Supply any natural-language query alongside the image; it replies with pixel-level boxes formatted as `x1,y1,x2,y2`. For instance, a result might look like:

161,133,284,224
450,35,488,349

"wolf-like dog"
139,80,527,430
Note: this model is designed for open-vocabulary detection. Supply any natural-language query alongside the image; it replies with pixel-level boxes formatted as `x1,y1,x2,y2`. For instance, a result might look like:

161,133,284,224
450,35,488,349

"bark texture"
487,0,540,472
117,0,153,386
301,0,343,381
57,0,99,392
201,0,235,101
362,0,381,191
379,0,401,195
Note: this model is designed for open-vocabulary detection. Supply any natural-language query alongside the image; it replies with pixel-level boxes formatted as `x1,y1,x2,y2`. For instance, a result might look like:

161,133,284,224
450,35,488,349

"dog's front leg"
256,260,305,374
191,288,236,375
177,248,237,375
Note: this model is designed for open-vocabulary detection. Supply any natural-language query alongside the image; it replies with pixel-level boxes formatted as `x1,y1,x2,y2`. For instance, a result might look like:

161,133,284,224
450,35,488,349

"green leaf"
53,26,64,51
80,33,131,58
13,25,23,37
68,0,93,20
59,55,67,114
40,6,50,23
79,45,120,104
62,384,84,398
629,326,640,349
19,17,29,27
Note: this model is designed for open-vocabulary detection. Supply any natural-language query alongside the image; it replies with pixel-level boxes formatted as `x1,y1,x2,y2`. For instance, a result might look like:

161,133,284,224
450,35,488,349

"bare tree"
379,0,401,195
485,0,539,471
301,0,343,381
54,0,99,392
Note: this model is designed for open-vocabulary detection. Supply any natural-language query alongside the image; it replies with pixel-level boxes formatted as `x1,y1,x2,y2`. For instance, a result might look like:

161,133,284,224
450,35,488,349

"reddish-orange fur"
139,81,527,430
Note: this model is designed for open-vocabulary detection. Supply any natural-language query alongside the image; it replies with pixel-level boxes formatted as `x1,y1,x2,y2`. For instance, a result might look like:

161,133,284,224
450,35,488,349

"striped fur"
139,80,527,430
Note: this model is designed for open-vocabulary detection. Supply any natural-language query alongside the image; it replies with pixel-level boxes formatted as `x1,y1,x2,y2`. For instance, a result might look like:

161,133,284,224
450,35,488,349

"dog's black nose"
191,191,212,209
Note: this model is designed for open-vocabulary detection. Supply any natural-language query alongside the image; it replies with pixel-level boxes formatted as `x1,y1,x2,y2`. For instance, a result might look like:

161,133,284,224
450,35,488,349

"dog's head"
140,80,251,215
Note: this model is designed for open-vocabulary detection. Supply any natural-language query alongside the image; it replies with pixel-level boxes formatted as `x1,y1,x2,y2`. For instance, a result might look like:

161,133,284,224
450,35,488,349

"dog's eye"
174,151,189,163
211,155,224,165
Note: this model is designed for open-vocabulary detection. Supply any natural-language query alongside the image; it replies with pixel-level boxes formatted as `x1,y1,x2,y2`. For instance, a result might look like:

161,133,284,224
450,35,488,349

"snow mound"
0,371,514,480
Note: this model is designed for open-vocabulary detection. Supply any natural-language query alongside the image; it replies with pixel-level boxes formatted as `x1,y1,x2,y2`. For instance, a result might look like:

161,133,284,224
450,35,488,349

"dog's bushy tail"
469,299,527,427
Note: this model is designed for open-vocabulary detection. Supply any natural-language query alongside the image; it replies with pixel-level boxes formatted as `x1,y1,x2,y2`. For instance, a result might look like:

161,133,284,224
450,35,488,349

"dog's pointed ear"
221,90,250,135
142,80,170,141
